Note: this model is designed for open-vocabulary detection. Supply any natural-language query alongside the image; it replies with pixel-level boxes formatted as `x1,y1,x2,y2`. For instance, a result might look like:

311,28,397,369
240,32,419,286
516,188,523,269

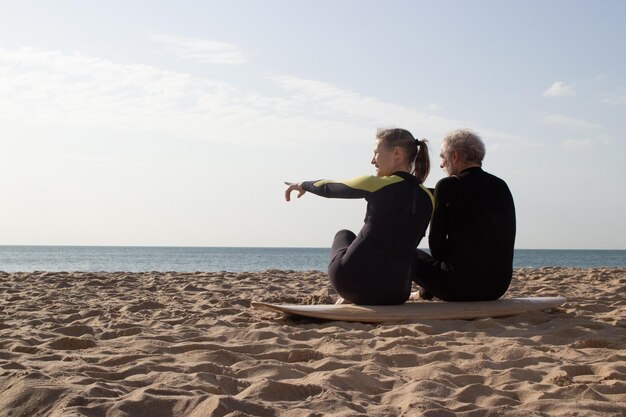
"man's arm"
428,177,457,259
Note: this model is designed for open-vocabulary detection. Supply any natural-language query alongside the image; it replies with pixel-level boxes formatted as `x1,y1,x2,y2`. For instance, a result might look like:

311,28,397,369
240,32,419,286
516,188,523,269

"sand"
1,267,625,417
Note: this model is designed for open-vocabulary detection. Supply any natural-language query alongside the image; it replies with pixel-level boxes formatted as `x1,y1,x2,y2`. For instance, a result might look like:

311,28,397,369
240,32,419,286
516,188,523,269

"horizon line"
1,244,624,251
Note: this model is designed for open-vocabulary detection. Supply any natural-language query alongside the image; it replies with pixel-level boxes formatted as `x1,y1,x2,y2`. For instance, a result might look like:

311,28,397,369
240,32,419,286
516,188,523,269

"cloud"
536,112,610,151
543,81,576,97
599,91,626,104
0,47,241,135
269,75,522,146
537,113,600,130
560,135,612,150
0,47,518,149
270,76,474,137
428,104,443,111
535,110,611,151
154,35,246,64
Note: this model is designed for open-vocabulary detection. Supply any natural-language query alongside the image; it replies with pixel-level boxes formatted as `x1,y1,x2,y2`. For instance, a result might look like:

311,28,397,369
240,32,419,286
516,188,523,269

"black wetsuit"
302,171,434,305
413,167,516,301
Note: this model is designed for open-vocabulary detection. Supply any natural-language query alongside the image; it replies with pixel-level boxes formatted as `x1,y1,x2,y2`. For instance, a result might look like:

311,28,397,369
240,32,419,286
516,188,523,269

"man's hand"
284,181,306,201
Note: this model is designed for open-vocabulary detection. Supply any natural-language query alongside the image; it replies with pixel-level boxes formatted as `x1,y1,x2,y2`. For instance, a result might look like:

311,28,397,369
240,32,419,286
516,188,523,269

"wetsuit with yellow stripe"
302,171,434,305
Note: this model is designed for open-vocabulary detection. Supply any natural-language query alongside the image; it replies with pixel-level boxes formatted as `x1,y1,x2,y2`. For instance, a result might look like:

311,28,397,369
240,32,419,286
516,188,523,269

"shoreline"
1,247,625,273
1,265,625,275
1,268,625,416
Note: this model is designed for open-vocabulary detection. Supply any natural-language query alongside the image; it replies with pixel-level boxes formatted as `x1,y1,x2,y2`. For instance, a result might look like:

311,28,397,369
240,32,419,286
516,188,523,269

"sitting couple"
285,128,516,304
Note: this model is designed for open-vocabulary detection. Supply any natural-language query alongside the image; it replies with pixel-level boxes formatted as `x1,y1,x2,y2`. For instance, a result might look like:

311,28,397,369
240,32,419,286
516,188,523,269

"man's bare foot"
409,289,435,301
409,291,421,301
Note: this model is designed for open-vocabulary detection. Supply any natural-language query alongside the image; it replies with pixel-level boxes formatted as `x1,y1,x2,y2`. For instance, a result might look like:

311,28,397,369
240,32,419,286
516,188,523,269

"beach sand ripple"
1,267,625,416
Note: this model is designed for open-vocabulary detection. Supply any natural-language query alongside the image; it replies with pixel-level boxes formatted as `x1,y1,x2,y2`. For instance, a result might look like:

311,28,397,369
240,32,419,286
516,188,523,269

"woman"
285,128,434,305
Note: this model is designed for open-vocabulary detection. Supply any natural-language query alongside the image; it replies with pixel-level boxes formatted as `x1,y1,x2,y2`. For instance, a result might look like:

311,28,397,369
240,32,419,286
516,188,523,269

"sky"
0,0,624,249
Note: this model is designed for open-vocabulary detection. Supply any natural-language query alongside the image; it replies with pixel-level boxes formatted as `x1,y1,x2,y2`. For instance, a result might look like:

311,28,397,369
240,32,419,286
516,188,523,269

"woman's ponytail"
413,139,430,183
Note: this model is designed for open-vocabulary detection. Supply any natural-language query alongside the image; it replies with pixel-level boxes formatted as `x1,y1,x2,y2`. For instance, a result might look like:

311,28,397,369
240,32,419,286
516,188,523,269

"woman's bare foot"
334,297,352,305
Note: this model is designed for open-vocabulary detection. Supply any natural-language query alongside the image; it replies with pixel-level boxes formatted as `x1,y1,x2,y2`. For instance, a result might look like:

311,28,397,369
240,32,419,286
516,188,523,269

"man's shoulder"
480,169,503,180
462,167,511,188
433,176,462,201
435,175,461,191
435,169,512,195
436,175,461,186
481,170,512,190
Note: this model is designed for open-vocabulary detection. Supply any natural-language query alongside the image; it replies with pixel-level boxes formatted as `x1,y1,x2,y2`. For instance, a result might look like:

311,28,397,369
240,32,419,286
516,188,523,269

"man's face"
439,143,455,176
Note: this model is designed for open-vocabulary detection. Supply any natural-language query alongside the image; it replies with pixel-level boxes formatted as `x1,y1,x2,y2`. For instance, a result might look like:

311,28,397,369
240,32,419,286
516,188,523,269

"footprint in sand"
54,325,95,337
124,301,165,313
47,337,97,350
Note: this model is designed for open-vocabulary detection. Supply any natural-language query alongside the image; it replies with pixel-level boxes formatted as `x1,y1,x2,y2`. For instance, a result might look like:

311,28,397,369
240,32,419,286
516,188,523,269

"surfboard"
251,296,566,323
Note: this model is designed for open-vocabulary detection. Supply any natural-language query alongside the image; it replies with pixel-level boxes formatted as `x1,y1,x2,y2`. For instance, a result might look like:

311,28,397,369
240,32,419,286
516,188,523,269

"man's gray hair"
443,129,486,165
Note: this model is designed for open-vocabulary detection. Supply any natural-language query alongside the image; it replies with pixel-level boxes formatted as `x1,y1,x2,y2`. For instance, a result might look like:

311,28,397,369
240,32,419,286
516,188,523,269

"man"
413,129,516,301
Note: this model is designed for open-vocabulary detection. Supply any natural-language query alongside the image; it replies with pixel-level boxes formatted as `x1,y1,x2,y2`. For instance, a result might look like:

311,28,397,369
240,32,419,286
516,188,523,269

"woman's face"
371,140,397,177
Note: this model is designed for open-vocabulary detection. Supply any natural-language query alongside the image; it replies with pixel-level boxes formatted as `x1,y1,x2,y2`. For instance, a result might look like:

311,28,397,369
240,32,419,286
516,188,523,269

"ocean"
0,246,624,272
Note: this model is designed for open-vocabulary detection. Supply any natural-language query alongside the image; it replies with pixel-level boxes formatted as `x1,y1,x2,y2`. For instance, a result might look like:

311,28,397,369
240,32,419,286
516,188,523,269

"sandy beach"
1,267,624,416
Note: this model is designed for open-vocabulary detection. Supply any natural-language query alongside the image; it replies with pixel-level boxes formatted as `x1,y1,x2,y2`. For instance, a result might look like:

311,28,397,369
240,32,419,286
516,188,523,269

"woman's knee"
333,229,356,243
330,230,356,261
